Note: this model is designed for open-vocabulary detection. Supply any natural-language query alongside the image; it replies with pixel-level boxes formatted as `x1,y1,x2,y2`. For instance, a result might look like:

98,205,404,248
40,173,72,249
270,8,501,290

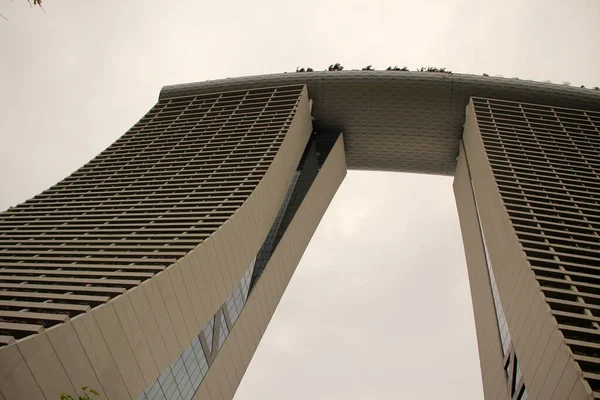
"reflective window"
158,367,179,399
136,154,307,399
139,257,258,400
202,316,215,354
250,171,300,288
226,287,240,325
218,311,229,350
473,179,528,400
173,356,192,396
145,381,160,400
192,337,207,380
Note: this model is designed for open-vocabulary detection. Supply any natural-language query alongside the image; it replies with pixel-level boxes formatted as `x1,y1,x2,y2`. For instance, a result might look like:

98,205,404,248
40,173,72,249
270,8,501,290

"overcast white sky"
1,1,599,399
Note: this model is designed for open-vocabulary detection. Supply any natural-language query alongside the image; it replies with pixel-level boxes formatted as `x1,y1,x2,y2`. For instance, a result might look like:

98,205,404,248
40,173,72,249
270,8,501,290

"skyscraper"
456,97,600,400
0,71,598,400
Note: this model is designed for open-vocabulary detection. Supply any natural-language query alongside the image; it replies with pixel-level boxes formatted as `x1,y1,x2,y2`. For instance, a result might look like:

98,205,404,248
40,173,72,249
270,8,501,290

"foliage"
59,387,99,400
385,66,408,71
291,65,599,90
416,66,451,73
2,0,44,20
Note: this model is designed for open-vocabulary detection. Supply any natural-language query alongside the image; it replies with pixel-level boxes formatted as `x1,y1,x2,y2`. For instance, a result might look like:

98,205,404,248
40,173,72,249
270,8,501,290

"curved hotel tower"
0,71,599,400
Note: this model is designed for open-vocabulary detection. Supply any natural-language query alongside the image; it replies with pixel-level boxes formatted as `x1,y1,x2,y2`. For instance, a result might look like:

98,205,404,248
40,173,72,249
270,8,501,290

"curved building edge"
455,99,598,400
0,86,315,399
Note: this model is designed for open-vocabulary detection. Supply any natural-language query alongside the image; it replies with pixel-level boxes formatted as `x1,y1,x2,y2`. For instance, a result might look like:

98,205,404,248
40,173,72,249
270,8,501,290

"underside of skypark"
162,71,600,175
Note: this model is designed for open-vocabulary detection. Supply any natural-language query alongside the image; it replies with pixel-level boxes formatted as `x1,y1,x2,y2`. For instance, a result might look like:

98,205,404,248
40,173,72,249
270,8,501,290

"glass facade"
202,317,214,355
217,311,229,351
224,264,253,330
250,170,300,288
137,133,337,400
471,179,528,400
137,259,252,400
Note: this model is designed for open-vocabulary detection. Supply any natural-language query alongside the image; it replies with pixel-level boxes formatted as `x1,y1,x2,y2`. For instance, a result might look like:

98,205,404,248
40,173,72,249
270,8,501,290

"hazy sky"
1,1,599,399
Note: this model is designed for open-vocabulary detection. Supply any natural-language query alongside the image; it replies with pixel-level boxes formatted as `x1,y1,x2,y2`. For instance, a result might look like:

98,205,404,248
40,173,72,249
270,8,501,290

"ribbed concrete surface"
161,71,600,175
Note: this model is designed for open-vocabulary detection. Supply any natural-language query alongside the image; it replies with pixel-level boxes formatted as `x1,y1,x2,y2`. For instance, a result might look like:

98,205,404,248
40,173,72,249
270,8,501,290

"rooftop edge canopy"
161,71,600,175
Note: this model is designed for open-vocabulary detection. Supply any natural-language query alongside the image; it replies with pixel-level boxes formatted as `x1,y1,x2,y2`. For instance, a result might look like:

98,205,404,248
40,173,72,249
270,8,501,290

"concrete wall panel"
93,303,146,399
127,286,171,372
156,270,192,350
112,294,160,386
191,242,222,316
141,276,183,360
179,256,211,332
17,331,75,399
71,313,131,400
0,343,44,399
168,263,201,338
46,321,105,399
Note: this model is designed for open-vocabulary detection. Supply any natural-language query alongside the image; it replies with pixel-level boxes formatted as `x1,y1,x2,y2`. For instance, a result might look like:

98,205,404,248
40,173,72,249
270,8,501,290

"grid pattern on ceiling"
0,85,304,345
473,97,600,395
